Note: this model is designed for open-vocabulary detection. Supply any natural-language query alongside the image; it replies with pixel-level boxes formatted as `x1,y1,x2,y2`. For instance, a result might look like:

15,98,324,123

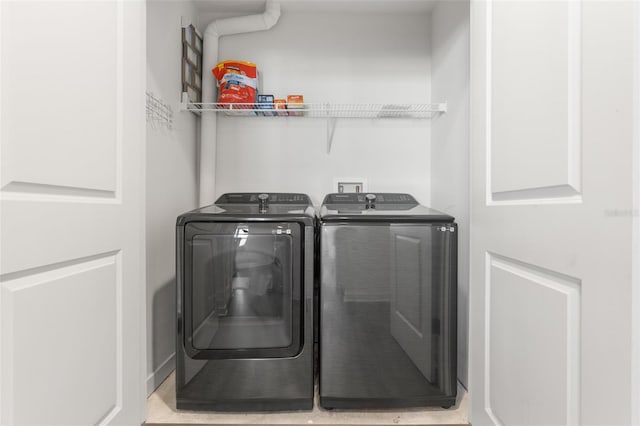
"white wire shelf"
180,93,447,153
182,102,447,118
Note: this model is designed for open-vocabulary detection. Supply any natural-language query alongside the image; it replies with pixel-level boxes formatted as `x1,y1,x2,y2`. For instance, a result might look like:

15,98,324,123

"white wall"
146,0,199,395
213,10,432,206
430,1,470,388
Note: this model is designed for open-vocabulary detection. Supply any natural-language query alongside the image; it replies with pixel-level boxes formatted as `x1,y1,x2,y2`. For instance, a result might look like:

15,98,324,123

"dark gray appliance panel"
176,192,315,412
320,221,457,408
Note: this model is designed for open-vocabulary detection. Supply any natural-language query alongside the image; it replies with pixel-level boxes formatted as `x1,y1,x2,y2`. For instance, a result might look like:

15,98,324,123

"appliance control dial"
365,193,376,209
258,193,269,212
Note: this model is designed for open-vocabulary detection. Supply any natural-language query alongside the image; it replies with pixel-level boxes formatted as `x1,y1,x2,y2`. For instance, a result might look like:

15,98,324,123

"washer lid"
320,192,454,223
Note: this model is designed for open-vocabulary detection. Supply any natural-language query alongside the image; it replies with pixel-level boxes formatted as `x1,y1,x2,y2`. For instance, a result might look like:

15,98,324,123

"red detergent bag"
212,60,258,107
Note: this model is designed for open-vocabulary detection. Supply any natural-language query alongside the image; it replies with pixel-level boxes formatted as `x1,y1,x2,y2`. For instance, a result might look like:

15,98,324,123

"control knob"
258,193,269,212
365,193,376,209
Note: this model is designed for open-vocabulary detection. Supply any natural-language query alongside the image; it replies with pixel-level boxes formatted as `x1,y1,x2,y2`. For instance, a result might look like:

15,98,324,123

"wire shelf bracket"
326,116,338,153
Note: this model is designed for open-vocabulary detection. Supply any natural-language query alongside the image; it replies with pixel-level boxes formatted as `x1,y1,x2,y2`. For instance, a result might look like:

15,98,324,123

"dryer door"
183,221,302,359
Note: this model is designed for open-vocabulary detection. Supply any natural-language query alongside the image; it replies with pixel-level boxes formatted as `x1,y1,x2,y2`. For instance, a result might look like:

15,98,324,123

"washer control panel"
323,193,416,205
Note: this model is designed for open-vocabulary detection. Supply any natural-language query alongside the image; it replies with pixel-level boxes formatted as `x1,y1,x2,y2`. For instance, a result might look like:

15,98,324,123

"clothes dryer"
176,193,315,411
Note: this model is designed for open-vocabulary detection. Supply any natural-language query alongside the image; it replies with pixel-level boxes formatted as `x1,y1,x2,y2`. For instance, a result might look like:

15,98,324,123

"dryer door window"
184,221,302,359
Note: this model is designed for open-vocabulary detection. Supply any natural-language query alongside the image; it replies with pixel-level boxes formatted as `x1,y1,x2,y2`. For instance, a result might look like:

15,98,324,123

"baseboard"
147,352,176,396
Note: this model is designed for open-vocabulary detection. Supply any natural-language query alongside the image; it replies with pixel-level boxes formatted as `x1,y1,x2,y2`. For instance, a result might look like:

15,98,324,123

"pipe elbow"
204,21,220,39
262,1,281,29
204,1,280,38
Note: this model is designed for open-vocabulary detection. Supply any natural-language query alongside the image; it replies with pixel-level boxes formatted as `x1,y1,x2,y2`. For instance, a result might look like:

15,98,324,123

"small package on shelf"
212,60,258,114
274,99,288,116
287,95,304,116
256,94,275,116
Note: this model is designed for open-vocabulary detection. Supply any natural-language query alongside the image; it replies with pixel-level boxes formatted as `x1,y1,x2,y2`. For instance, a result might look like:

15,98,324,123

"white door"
470,1,637,425
0,1,146,425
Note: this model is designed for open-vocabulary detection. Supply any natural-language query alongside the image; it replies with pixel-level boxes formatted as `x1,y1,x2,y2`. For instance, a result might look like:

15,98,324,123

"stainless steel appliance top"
320,192,454,223
176,192,315,226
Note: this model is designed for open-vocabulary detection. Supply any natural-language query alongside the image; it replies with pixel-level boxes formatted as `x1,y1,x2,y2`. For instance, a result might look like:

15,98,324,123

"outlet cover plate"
334,178,368,193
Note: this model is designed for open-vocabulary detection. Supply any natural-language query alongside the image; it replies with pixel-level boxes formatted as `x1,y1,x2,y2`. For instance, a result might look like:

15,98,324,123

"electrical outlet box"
334,178,367,193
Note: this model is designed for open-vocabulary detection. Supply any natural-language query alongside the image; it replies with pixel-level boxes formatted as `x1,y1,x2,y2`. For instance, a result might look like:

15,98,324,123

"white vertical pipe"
199,1,281,207
199,34,218,207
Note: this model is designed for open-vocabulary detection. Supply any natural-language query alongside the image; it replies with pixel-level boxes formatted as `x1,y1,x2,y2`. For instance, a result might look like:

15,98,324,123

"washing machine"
175,193,315,411
319,193,457,409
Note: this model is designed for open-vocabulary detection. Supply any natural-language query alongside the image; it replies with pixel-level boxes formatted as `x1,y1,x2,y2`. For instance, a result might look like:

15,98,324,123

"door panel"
486,254,580,426
2,254,120,425
183,222,301,359
190,233,293,350
1,1,119,194
471,1,636,424
0,1,145,424
490,1,581,201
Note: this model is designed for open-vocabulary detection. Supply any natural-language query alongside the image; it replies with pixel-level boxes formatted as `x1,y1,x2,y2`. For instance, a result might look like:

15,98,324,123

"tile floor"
145,371,469,425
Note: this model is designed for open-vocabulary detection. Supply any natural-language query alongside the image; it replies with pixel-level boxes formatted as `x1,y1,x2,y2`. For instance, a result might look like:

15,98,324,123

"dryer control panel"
216,193,311,205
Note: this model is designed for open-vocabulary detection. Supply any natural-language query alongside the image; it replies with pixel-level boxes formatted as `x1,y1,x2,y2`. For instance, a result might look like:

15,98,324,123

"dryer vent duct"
199,1,281,207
